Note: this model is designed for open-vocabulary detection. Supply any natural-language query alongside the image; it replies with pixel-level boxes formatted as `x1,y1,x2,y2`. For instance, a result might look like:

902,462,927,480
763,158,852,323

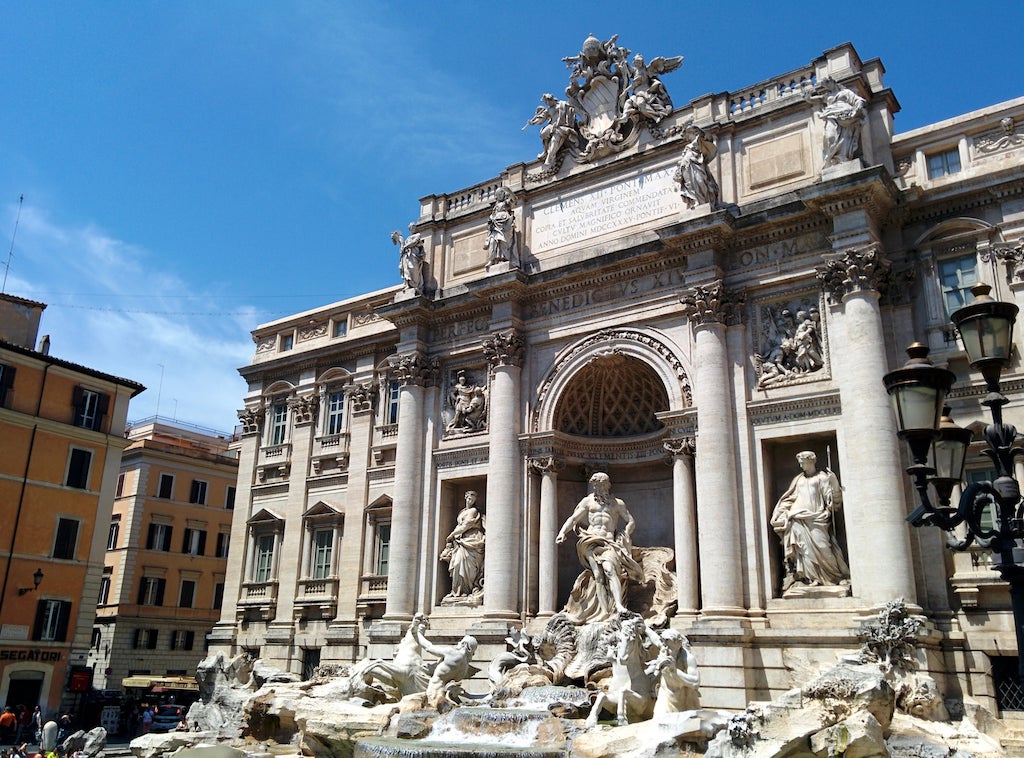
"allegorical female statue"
770,451,850,593
440,491,485,604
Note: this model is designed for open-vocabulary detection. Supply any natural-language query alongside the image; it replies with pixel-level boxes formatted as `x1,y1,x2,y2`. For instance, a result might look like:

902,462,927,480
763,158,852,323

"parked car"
150,704,185,733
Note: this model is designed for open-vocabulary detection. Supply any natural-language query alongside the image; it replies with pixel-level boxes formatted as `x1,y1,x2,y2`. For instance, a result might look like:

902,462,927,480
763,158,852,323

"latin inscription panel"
530,167,678,253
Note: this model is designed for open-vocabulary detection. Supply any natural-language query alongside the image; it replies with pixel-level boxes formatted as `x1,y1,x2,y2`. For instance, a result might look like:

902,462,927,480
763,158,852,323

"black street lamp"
883,283,1024,680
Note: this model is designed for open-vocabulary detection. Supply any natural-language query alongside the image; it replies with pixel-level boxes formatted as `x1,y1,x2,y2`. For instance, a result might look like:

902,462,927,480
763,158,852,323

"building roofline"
0,338,146,395
0,293,47,310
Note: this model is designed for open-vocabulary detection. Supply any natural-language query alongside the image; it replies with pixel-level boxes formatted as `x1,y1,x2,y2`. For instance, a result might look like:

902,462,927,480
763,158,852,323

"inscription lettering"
430,317,491,343
531,168,678,252
734,233,825,269
526,269,686,319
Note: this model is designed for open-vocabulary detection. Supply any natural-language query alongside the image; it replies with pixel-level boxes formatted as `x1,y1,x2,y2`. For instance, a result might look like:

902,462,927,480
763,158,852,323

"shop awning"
121,675,198,691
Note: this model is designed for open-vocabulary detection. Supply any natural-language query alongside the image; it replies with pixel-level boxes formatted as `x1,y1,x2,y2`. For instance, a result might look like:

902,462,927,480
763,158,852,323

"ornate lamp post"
883,282,1024,680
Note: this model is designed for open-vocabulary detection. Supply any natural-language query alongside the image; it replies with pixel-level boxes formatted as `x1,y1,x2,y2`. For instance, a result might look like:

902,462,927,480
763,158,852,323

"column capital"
528,455,564,474
982,240,1024,284
663,436,695,458
679,280,746,327
483,330,525,368
347,381,377,412
387,351,440,387
237,406,264,435
288,394,319,426
816,244,892,305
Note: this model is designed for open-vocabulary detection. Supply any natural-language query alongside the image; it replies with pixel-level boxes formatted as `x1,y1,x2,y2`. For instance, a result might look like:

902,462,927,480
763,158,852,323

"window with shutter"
0,364,15,407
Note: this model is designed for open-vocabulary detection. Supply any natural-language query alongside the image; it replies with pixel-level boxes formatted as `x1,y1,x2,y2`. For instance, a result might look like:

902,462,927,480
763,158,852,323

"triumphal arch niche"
529,328,693,614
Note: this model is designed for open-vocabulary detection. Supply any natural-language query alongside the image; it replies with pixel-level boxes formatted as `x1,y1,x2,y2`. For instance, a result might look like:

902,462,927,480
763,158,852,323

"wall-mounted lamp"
18,568,44,596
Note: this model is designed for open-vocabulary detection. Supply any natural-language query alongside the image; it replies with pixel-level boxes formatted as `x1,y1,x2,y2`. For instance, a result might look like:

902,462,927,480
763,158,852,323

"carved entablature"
348,382,377,412
238,407,265,435
387,352,440,387
981,241,1024,283
482,331,525,368
753,292,829,390
816,245,892,305
288,394,319,426
443,367,488,437
298,322,328,342
748,392,842,427
975,117,1023,155
679,281,746,327
662,436,695,458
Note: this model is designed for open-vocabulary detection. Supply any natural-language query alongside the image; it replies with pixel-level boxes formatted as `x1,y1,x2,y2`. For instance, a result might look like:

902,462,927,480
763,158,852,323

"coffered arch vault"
533,327,692,435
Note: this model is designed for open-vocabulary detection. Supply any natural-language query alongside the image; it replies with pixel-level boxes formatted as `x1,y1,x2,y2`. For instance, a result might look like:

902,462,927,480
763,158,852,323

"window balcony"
237,580,278,620
294,577,339,619
356,574,388,616
311,433,350,475
257,443,292,481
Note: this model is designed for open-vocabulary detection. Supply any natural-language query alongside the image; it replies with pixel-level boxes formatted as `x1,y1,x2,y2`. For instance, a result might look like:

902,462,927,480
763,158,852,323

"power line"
45,303,292,317
2,195,24,294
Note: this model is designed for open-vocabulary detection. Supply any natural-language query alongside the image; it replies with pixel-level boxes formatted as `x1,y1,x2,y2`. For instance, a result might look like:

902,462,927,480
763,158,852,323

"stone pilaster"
334,381,376,622
529,455,563,617
383,351,437,620
482,330,525,618
816,245,916,605
680,281,746,617
663,438,698,617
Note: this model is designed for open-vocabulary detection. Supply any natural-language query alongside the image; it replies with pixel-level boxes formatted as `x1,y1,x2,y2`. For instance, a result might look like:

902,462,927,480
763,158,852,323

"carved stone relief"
288,394,319,425
753,294,828,389
482,331,525,369
348,382,377,413
975,117,1023,154
525,35,683,177
442,368,488,437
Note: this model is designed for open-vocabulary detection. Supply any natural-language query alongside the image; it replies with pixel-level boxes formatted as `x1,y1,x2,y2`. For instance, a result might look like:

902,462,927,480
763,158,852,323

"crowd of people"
0,706,75,758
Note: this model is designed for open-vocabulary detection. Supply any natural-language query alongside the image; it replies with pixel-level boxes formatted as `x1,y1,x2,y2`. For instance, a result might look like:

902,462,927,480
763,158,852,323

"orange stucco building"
0,293,143,717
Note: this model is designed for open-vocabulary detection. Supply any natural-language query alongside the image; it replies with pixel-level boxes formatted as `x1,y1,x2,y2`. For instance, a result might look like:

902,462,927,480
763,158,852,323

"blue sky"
1,1,1021,432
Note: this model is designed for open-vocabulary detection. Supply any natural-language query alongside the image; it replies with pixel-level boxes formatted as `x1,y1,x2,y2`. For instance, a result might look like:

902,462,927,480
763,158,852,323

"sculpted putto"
770,451,850,593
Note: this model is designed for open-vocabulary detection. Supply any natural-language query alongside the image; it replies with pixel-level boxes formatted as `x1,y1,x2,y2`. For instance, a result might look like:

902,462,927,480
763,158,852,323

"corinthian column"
817,246,915,605
663,437,698,617
680,281,746,616
383,351,437,621
529,456,563,616
482,330,525,618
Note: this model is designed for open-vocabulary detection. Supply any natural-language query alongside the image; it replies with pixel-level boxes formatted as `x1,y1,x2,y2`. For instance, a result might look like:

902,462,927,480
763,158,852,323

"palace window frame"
157,473,175,499
926,146,962,180
0,363,15,407
72,386,109,431
247,509,285,585
33,599,71,642
65,447,93,489
302,503,343,581
52,517,80,560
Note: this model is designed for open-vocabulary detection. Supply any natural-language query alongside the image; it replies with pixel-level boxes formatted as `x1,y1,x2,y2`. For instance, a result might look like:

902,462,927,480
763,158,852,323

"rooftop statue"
526,35,683,171
391,224,426,292
484,187,518,267
804,77,866,167
674,123,720,211
524,94,580,170
770,451,850,595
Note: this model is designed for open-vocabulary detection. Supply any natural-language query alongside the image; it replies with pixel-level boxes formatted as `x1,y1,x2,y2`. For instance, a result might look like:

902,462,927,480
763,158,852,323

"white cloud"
3,199,253,432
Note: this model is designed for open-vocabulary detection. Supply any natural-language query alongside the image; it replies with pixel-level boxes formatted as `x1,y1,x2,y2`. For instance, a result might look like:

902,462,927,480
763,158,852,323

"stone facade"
209,42,1024,714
